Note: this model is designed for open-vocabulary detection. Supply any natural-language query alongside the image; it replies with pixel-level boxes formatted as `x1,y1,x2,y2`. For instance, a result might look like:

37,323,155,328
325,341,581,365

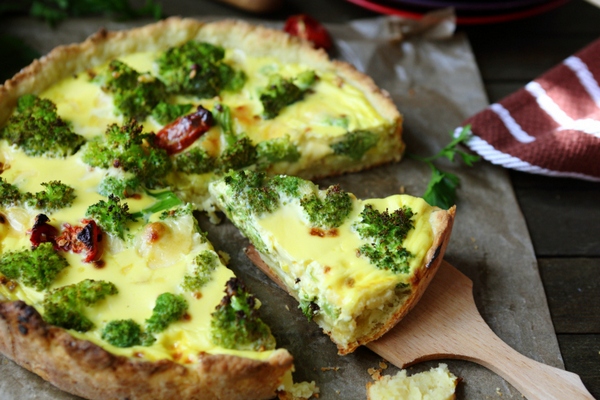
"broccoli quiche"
209,170,455,355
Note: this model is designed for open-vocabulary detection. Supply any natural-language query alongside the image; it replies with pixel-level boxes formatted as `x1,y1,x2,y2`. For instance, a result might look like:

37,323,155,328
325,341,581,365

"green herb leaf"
409,125,479,209
422,168,460,211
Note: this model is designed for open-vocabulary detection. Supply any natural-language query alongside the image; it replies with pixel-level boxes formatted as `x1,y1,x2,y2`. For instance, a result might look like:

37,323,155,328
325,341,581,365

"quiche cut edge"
245,204,456,355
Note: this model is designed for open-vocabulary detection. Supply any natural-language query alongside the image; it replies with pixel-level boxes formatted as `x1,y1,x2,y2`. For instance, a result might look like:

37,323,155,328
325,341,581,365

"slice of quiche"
208,170,455,355
0,17,403,212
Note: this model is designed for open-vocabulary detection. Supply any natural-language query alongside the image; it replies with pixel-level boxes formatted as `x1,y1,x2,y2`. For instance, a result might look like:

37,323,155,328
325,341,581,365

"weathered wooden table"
1,0,598,398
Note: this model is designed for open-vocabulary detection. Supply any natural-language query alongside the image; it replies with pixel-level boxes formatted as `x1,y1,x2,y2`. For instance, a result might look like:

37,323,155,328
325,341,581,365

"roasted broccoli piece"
42,279,118,332
0,242,69,291
23,181,76,212
156,40,246,98
221,170,279,215
0,94,85,158
0,179,75,211
211,277,275,351
300,184,353,229
97,175,142,198
99,60,167,120
82,119,172,188
86,194,137,239
353,204,415,274
174,147,215,174
256,136,301,164
269,175,308,198
0,177,22,207
299,297,320,322
145,292,188,334
101,319,155,347
211,103,257,172
151,101,193,125
182,250,220,292
259,70,316,119
330,130,378,160
217,136,257,172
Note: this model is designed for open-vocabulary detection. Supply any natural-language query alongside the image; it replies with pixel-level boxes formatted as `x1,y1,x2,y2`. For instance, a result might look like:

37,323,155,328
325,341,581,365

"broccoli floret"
101,319,156,347
100,60,167,120
156,40,247,98
151,102,193,125
300,184,353,229
0,177,22,207
299,297,320,321
353,204,415,274
98,175,142,198
0,242,69,291
82,119,172,188
174,147,215,174
23,181,76,212
145,292,188,334
222,170,279,215
259,70,316,119
257,136,301,164
269,175,308,198
42,279,118,332
330,130,378,160
86,194,136,239
217,136,257,172
211,277,275,351
182,250,220,292
1,94,85,157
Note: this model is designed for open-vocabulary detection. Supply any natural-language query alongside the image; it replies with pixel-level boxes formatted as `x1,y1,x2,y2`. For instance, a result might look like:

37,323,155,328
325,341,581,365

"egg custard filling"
208,170,454,354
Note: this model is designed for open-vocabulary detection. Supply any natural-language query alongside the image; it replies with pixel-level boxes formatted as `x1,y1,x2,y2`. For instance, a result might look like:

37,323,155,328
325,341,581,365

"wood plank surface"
460,2,600,398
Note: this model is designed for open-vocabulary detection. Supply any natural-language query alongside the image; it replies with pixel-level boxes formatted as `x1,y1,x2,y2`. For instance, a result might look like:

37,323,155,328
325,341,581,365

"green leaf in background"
0,0,162,28
409,125,479,209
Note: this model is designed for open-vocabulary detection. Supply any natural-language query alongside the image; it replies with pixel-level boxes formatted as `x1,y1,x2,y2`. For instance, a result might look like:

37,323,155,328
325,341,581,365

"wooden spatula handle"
470,332,593,400
369,262,594,400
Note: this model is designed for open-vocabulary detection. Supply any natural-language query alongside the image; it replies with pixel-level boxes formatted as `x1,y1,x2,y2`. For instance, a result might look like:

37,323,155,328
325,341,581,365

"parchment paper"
1,16,563,399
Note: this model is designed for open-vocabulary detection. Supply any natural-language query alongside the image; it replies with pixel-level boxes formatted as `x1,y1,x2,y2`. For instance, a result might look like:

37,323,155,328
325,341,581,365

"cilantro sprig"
409,125,480,210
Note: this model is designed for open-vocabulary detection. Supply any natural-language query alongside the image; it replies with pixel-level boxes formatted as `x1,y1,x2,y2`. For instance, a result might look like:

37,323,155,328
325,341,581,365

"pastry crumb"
366,363,458,400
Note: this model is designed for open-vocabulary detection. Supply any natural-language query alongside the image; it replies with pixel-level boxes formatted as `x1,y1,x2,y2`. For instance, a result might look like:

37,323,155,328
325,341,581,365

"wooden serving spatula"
245,247,594,400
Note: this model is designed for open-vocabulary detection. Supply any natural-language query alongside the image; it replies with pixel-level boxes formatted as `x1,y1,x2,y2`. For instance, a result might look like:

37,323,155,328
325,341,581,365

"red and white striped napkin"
457,37,600,181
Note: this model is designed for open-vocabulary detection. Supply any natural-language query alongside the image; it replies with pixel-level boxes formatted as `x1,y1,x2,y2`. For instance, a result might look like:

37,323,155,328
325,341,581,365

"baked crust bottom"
0,300,293,400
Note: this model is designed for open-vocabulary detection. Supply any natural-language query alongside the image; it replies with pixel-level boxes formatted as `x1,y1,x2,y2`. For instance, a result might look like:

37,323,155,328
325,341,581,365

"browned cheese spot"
143,222,167,244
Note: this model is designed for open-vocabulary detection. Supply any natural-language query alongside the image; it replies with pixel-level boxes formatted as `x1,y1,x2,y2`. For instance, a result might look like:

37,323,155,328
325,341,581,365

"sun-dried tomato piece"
54,219,103,263
156,105,214,155
283,14,332,51
29,214,58,248
77,219,103,263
